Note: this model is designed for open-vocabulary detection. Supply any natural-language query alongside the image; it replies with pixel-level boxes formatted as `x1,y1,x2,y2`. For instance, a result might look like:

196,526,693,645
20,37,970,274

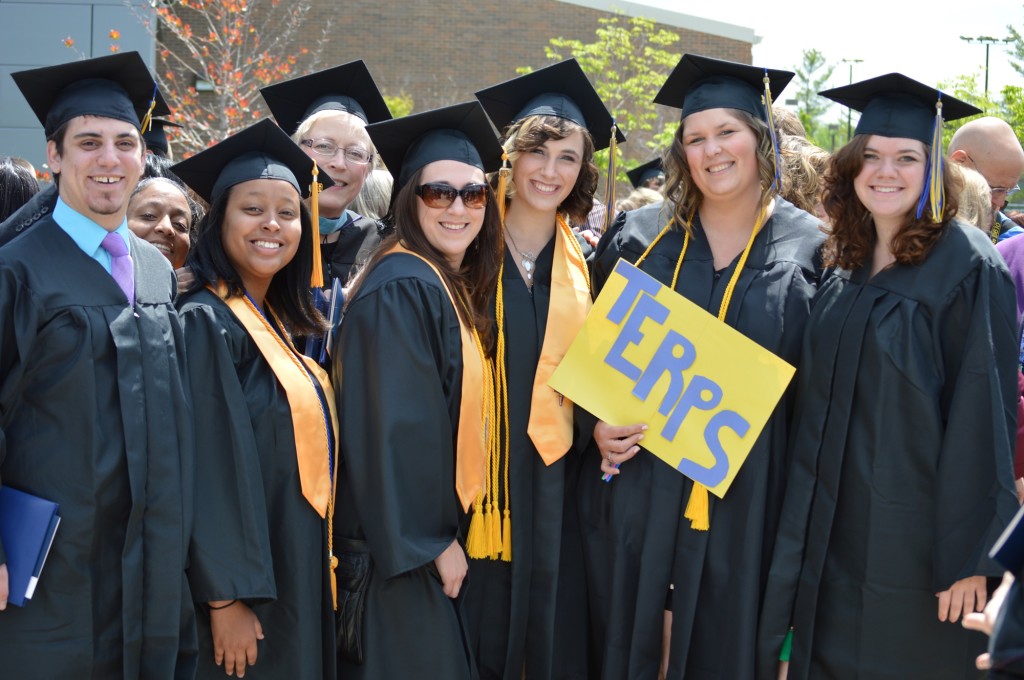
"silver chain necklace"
504,227,537,281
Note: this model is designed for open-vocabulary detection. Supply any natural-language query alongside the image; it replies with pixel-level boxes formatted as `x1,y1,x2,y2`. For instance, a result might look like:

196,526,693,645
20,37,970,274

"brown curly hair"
663,109,778,232
499,114,598,224
821,135,962,270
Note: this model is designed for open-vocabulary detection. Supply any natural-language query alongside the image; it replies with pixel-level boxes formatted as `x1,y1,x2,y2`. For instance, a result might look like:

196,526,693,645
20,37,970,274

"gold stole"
213,283,340,605
384,244,487,513
528,216,592,464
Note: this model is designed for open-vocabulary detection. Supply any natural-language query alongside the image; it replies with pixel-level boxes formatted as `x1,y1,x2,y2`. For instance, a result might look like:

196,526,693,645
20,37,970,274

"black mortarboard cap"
655,53,794,121
11,51,170,137
819,73,981,145
474,58,626,151
143,118,183,157
626,158,665,189
170,118,333,204
367,101,502,189
260,60,391,134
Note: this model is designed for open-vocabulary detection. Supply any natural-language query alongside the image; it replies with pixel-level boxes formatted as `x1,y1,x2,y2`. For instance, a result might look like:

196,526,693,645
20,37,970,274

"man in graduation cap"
626,158,666,191
143,117,184,161
0,52,197,679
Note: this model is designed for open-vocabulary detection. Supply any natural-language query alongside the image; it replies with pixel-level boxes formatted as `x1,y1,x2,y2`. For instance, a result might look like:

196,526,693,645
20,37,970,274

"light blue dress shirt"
52,197,132,275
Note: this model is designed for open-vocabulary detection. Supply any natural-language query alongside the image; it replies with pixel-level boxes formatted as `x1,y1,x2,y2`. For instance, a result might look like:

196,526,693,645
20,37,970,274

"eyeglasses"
300,139,373,165
964,153,1020,197
415,182,490,209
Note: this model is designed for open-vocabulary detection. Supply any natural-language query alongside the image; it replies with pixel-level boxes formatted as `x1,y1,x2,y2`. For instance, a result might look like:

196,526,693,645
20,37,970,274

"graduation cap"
366,101,502,190
171,118,335,286
259,60,392,135
819,73,981,145
143,118,183,158
474,58,625,151
11,51,170,137
820,73,981,220
627,158,665,189
654,53,794,122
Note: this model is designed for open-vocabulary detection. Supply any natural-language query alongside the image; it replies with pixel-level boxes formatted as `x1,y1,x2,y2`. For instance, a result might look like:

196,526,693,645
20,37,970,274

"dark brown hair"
349,166,502,353
821,135,961,270
501,114,598,224
187,182,328,337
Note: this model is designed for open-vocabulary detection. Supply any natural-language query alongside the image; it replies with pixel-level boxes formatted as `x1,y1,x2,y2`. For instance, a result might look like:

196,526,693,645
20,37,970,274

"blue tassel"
916,96,945,220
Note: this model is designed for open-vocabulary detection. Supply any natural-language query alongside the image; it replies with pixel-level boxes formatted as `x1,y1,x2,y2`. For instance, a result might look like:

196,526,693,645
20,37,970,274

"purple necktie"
101,232,134,306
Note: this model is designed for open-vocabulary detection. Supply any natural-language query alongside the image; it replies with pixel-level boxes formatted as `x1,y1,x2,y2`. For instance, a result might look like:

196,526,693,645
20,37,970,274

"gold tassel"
917,97,946,221
604,124,619,232
489,502,502,558
466,497,487,558
140,84,157,135
310,161,325,288
483,501,494,556
684,483,710,531
329,554,338,610
501,508,512,562
496,150,511,223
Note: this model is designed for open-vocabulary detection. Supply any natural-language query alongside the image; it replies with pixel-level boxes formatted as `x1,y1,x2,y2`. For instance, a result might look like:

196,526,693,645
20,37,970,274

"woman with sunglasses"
758,76,1019,680
463,59,615,679
171,119,339,680
331,102,503,679
585,55,824,679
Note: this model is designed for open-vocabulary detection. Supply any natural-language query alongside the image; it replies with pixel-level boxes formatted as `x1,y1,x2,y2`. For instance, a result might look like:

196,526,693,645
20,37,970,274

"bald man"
950,116,1024,240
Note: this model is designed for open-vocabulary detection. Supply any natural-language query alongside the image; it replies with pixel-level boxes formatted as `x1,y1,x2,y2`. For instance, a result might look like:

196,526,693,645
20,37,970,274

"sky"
644,0,1022,114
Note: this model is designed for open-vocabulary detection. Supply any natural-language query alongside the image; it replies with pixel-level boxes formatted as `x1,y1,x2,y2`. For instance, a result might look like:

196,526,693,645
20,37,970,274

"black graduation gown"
332,253,474,680
177,289,335,680
0,183,58,247
579,199,824,679
461,241,592,680
322,213,385,286
0,217,197,679
757,220,1019,680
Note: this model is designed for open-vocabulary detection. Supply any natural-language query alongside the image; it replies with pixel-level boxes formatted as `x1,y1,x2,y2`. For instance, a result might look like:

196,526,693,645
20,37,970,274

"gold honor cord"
383,244,491,518
632,199,771,531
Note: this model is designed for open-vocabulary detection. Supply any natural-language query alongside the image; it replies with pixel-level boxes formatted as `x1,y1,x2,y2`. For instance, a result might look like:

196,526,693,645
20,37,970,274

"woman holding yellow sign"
582,54,825,678
758,75,1019,679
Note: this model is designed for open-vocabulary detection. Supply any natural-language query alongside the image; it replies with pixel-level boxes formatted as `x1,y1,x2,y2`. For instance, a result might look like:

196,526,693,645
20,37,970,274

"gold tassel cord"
604,125,619,233
465,278,504,560
917,98,945,221
140,84,158,135
310,162,325,288
496,149,511,223
634,199,770,531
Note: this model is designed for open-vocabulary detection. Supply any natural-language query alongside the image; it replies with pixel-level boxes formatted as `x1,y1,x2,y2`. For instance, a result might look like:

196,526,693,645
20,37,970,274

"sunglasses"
415,182,490,209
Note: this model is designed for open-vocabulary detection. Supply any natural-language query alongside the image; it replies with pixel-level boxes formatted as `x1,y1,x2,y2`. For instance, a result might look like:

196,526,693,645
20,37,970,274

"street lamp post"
960,35,1013,97
840,58,863,140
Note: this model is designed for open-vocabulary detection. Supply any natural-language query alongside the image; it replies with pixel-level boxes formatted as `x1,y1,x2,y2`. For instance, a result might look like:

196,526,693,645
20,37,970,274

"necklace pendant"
522,258,534,273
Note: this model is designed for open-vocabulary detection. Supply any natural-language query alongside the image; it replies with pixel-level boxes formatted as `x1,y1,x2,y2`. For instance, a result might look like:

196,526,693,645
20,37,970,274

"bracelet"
208,599,238,611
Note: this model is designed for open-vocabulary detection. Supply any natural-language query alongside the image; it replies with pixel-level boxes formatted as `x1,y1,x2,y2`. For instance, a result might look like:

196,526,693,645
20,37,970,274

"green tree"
791,49,836,148
527,14,682,198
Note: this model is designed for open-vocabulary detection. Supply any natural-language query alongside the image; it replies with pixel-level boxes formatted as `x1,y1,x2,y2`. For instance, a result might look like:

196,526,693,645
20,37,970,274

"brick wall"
301,0,751,110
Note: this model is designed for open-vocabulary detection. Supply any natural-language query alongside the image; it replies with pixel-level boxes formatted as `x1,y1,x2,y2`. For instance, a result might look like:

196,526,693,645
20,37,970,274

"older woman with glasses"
260,61,392,364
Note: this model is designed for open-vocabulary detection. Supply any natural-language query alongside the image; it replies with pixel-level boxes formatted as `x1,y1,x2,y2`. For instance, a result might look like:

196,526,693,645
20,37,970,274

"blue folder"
0,486,60,607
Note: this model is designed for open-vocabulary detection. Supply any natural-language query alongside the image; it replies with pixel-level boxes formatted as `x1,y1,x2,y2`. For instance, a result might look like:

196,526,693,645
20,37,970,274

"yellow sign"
549,259,795,498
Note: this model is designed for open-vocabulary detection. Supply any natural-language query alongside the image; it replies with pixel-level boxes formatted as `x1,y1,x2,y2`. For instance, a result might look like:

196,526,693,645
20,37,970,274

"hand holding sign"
549,259,795,498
